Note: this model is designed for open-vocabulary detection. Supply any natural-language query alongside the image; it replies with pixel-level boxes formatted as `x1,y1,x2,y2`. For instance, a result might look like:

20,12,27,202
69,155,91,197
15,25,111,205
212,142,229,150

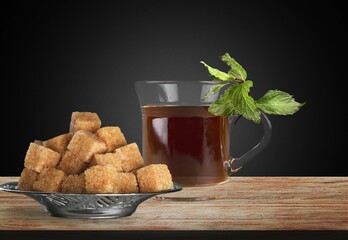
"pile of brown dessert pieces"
18,112,173,194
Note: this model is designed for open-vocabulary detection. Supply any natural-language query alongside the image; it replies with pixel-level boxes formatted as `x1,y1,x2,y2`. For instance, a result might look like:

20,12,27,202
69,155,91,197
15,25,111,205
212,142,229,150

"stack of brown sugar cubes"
18,112,173,194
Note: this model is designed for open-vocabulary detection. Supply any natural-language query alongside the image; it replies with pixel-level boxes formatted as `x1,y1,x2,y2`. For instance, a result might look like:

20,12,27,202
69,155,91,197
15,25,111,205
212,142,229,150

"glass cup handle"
225,112,272,176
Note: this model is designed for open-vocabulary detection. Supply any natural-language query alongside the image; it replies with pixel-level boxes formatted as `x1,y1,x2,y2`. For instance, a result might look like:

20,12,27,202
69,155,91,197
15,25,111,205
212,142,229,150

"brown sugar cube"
33,140,43,145
96,126,127,152
24,142,61,173
116,172,138,193
18,168,39,191
69,111,101,133
33,168,66,192
43,133,73,155
61,174,86,193
67,130,107,162
89,153,123,172
114,143,144,172
57,150,88,175
136,164,173,192
84,165,118,194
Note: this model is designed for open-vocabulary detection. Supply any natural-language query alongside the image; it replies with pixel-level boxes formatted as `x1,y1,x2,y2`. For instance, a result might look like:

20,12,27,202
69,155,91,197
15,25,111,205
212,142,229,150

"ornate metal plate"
0,182,182,219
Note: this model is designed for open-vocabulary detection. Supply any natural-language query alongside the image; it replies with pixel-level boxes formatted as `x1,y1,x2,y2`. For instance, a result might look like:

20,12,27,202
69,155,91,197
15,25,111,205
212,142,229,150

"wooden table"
0,177,347,231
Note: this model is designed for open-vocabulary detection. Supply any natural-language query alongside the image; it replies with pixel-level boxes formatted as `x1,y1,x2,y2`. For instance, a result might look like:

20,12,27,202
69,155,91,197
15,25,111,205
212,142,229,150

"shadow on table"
0,231,346,240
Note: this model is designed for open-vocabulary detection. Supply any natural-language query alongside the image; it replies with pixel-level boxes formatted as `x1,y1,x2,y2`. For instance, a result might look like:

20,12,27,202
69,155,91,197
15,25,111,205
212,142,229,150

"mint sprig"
201,53,304,123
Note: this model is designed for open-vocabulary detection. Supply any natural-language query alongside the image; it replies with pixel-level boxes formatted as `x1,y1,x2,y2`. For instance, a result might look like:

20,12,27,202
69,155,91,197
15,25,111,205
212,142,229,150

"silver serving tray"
0,181,182,219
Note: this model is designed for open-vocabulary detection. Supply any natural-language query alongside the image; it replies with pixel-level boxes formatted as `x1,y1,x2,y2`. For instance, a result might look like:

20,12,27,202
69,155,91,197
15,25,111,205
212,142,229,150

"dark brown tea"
141,105,230,186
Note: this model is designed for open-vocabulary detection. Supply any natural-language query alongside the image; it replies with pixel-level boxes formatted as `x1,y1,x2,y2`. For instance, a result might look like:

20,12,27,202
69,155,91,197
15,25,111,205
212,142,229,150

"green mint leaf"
209,81,261,123
220,53,247,81
208,84,240,116
256,90,305,115
237,81,261,123
200,61,233,81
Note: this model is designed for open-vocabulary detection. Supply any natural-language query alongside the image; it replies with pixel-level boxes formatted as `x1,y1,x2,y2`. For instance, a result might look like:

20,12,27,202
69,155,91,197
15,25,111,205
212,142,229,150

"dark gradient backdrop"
2,1,347,176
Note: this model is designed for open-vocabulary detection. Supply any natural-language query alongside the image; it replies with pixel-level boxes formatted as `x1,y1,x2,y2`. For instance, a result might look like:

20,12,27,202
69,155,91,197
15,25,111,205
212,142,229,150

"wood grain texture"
0,177,347,230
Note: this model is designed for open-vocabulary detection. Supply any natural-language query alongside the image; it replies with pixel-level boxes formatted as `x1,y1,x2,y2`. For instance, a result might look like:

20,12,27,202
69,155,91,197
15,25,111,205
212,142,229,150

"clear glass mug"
135,81,272,187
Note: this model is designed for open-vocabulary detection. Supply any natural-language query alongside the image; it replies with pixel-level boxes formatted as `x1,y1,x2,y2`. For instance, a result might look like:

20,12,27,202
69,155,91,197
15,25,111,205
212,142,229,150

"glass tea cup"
135,81,271,187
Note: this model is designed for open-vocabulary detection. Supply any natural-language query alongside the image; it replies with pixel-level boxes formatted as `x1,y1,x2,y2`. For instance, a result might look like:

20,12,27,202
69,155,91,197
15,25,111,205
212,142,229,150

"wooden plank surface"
0,177,347,230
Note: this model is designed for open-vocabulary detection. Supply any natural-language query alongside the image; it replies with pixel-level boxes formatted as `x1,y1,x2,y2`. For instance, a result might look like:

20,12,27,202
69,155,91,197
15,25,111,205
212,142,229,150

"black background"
2,1,347,177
